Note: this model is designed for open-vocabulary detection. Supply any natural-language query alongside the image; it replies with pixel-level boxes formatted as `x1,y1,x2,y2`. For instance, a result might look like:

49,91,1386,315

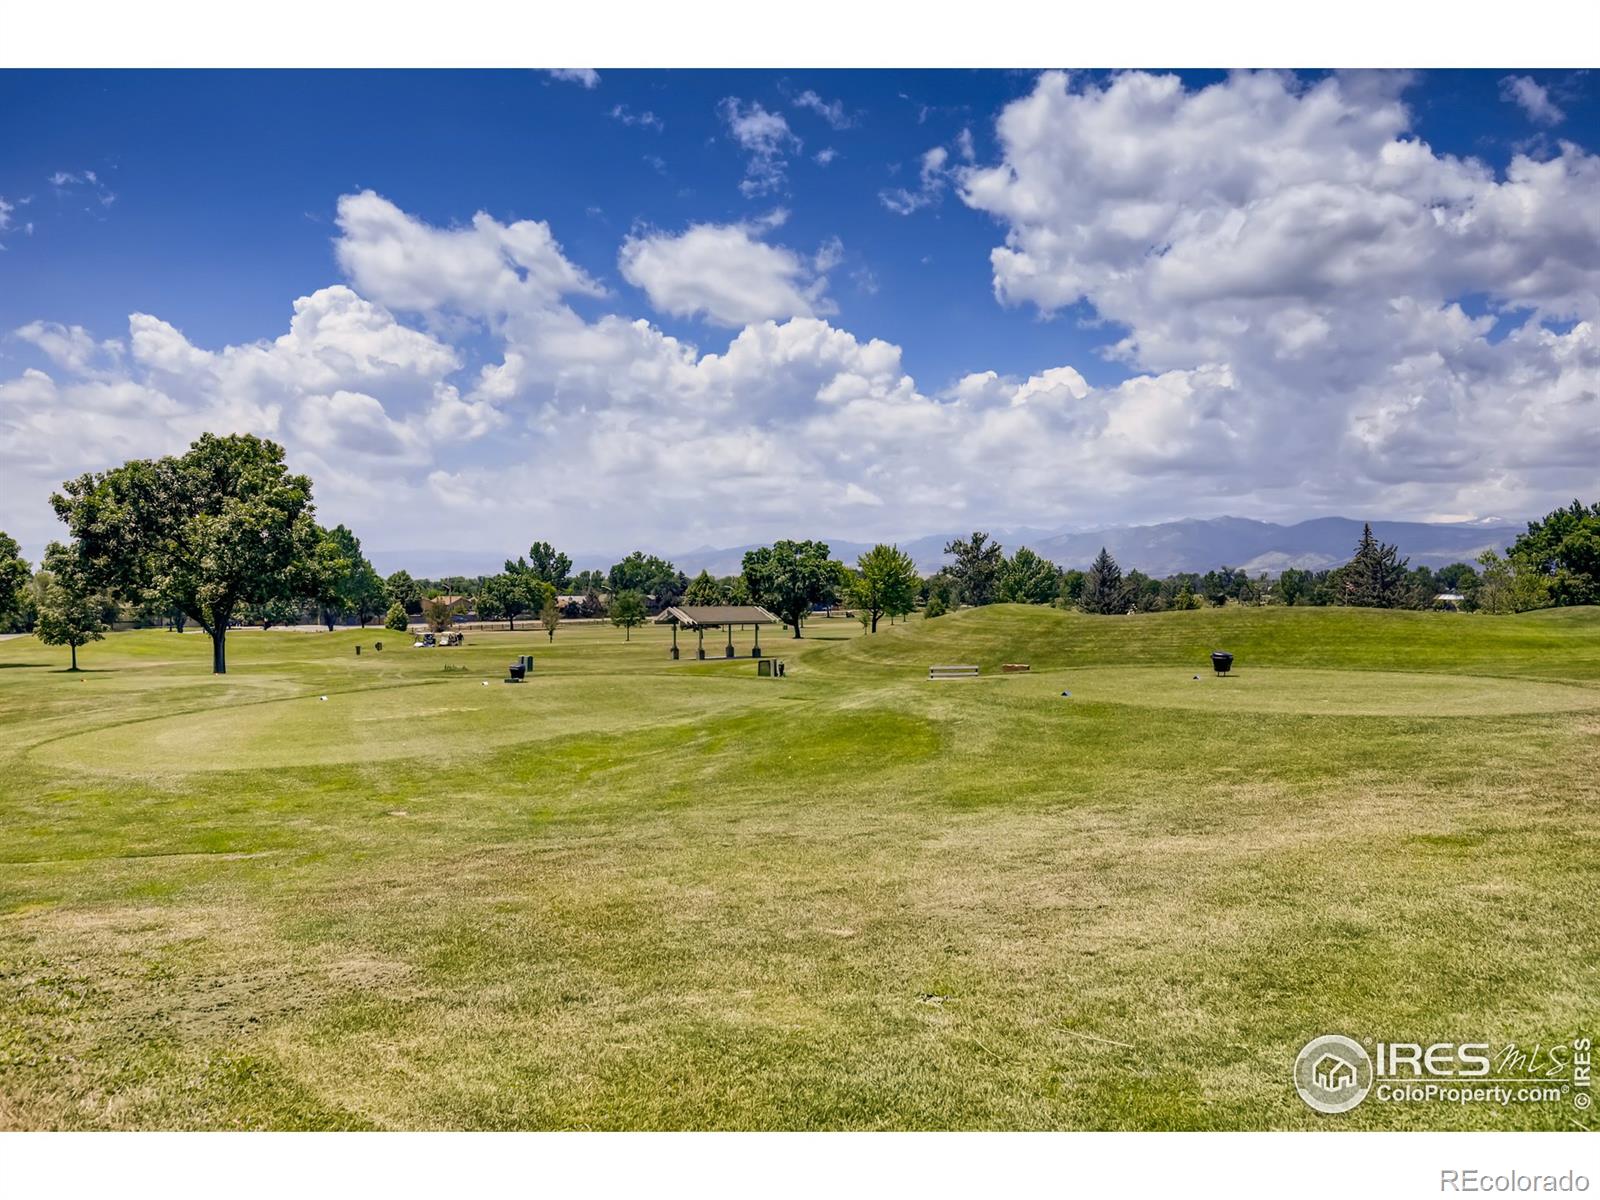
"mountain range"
372,516,1524,581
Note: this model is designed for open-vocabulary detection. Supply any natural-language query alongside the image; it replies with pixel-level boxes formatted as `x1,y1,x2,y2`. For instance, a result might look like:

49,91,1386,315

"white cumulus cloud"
334,190,604,320
618,218,834,327
1500,75,1565,125
880,146,951,215
547,69,599,89
719,98,800,196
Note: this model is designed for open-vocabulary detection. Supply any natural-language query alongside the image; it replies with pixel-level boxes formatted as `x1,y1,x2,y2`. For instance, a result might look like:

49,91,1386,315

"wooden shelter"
654,605,782,660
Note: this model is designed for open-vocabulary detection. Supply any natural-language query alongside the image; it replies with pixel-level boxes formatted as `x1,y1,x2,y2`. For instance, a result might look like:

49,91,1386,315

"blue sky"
2,70,1125,390
2,69,1596,560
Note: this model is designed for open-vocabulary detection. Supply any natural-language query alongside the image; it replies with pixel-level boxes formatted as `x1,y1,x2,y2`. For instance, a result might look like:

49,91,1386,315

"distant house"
424,594,474,622
556,592,608,618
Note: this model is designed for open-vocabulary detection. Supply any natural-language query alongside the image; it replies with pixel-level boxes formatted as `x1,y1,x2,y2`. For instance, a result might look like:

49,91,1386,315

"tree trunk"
211,628,227,674
70,642,78,671
871,611,879,633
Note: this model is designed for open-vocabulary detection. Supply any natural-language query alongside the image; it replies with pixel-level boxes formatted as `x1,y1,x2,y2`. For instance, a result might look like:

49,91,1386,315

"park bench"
928,664,980,680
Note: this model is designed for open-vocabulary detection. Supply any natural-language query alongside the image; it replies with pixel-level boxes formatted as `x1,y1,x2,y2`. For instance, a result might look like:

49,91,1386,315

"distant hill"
664,518,1522,577
372,517,1523,581
1023,517,1523,576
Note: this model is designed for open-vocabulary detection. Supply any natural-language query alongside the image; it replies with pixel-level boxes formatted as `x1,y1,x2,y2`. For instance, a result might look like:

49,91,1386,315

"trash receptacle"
758,659,773,677
507,661,526,683
1211,651,1234,676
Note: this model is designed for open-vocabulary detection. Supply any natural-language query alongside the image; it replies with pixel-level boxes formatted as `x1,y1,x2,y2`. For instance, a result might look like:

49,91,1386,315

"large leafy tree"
385,569,421,614
849,544,919,632
347,561,387,628
1476,549,1552,614
1434,561,1481,609
526,541,573,589
306,531,352,630
307,526,352,630
742,539,841,637
996,546,1061,605
33,542,108,671
1343,523,1409,608
683,570,723,606
478,569,556,631
942,531,1004,606
1510,499,1600,607
475,573,518,629
1276,567,1314,606
244,595,302,629
50,433,318,674
1079,547,1130,615
307,524,385,629
0,532,30,631
923,570,959,612
607,552,686,609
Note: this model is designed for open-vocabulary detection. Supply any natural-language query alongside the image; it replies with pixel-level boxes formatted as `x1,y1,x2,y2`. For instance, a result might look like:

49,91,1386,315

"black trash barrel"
508,661,525,682
1211,651,1234,676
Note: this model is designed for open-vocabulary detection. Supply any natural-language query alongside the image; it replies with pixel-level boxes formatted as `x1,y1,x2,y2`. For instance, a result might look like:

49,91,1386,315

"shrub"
924,595,947,619
384,602,410,632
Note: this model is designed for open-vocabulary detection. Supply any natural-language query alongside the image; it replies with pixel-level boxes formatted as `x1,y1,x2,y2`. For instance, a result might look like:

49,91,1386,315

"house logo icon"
1313,1053,1356,1092
1294,1035,1373,1113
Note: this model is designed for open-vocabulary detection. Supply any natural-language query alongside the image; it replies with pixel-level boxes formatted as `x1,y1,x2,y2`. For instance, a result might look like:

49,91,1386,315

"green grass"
0,606,1596,1130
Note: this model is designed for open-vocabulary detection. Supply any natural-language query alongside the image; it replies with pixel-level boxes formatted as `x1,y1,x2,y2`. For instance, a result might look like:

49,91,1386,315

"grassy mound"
979,666,1600,717
34,671,794,774
820,603,1600,682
